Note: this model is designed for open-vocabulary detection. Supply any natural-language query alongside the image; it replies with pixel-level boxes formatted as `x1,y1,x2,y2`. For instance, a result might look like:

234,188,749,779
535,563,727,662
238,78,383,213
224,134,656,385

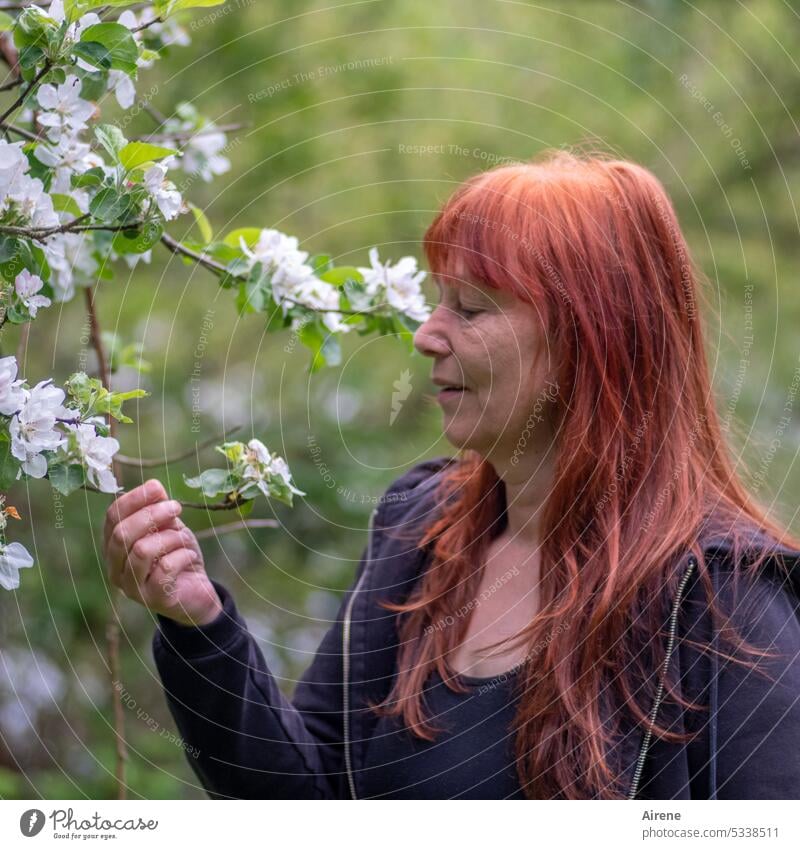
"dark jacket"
151,455,800,799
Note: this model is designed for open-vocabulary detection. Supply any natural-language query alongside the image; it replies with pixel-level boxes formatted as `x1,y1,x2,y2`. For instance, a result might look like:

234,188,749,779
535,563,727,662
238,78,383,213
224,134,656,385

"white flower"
0,541,34,591
0,356,26,417
175,128,230,182
143,163,183,220
43,232,98,303
34,135,104,195
109,70,137,109
36,76,95,142
245,438,270,465
144,8,190,48
242,439,305,498
266,454,306,496
0,141,59,228
9,380,71,478
358,247,430,322
240,228,310,272
291,276,350,334
0,140,29,193
71,417,121,493
14,270,51,318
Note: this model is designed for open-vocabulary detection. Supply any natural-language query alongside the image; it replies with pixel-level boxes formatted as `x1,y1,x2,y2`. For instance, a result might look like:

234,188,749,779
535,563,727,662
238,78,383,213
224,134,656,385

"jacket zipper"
342,504,379,800
627,555,697,799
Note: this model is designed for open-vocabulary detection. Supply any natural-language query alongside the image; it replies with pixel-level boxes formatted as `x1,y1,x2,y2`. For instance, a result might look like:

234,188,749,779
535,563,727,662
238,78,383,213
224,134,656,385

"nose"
413,306,452,358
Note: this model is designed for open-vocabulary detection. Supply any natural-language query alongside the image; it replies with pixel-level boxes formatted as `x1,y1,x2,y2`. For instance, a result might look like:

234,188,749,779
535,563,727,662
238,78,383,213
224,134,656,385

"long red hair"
370,147,800,798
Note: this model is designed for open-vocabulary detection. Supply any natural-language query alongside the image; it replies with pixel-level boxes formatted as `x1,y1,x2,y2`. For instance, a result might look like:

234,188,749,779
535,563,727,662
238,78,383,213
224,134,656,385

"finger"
104,478,168,551
121,530,198,592
106,500,182,578
147,546,204,601
117,527,195,597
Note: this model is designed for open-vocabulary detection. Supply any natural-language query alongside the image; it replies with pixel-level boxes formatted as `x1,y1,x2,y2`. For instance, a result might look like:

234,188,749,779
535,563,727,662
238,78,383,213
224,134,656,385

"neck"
483,440,556,550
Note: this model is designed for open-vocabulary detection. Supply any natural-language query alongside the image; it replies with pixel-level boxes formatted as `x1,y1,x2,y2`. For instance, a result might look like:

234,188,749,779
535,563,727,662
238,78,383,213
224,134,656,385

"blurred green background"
2,0,800,798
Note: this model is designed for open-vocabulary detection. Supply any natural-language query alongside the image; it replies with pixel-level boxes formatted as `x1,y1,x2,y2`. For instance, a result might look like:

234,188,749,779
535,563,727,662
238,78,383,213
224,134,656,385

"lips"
432,378,468,391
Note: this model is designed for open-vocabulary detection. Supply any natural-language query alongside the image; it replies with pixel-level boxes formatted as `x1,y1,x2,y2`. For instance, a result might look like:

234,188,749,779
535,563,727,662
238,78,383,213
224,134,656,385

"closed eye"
457,305,482,318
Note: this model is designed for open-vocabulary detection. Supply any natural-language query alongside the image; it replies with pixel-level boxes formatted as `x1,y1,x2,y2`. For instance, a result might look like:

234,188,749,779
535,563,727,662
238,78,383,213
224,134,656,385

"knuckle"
131,538,151,561
110,523,129,550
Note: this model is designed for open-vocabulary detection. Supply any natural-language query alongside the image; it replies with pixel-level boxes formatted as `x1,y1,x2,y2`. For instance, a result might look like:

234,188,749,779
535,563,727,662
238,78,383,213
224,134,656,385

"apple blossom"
0,356,26,417
36,76,95,143
14,270,51,319
0,541,34,592
9,380,73,479
143,163,184,221
358,247,431,322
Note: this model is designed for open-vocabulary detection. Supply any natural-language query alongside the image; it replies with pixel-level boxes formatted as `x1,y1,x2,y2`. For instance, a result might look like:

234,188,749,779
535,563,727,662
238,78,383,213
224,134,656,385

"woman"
104,149,800,799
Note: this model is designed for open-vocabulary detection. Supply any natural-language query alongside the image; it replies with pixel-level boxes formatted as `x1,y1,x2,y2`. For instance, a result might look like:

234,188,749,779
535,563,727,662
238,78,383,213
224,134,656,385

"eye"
457,305,482,319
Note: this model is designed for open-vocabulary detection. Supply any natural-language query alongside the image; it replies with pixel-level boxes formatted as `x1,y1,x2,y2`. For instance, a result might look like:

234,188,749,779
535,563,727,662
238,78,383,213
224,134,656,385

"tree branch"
137,122,248,144
195,518,279,540
114,423,243,468
0,59,50,127
84,283,129,802
160,233,391,317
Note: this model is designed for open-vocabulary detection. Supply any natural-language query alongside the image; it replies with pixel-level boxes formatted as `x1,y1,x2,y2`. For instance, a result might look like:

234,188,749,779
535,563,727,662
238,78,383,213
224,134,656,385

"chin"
441,420,489,454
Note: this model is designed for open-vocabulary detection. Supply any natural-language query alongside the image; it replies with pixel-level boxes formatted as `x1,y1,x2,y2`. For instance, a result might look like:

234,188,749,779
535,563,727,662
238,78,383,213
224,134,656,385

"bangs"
423,165,547,305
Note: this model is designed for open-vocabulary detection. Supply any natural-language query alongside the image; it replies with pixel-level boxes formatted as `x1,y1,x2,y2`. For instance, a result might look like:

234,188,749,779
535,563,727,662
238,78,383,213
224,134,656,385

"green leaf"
65,372,147,423
222,227,262,249
18,46,45,71
189,203,213,245
233,497,255,519
94,124,127,161
182,468,234,499
319,266,364,287
235,263,273,315
111,218,164,254
50,193,84,217
298,318,342,372
77,23,139,75
119,141,178,171
157,0,227,13
71,166,105,188
47,463,87,497
0,12,14,32
309,253,332,274
72,40,112,71
0,434,20,490
89,187,132,221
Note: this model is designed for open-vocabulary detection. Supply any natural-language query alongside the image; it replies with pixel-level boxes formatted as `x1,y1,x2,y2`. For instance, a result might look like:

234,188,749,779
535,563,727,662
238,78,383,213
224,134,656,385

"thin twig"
80,483,252,512
0,59,50,126
137,122,248,144
84,284,129,801
195,518,279,540
114,423,243,468
160,233,390,317
131,16,164,34
143,102,167,127
0,217,151,239
0,120,40,141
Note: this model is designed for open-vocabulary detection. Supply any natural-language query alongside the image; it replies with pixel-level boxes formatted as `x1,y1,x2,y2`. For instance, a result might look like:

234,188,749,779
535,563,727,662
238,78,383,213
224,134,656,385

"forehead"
432,274,513,306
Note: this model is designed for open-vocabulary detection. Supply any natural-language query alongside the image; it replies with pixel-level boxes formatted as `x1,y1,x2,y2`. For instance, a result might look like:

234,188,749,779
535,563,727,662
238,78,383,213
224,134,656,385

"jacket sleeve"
151,547,370,800
712,566,800,799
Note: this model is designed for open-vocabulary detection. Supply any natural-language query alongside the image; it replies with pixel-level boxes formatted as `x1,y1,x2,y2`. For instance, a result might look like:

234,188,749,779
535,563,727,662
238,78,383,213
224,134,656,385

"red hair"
370,147,800,798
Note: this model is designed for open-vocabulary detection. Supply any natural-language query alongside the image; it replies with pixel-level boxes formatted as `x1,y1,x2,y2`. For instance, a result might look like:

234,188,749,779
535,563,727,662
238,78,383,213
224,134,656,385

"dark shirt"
360,664,525,799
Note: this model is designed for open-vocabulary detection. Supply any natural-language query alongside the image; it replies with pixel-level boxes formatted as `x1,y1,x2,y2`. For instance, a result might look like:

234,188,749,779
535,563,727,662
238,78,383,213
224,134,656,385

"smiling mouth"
437,385,469,400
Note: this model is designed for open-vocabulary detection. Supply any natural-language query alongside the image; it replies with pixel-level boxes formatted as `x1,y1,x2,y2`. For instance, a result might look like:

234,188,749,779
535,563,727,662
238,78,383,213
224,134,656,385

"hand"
104,478,224,627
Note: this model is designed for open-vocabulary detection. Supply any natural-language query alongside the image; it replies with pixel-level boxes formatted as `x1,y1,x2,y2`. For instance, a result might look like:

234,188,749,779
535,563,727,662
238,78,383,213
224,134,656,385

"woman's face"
413,268,557,461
